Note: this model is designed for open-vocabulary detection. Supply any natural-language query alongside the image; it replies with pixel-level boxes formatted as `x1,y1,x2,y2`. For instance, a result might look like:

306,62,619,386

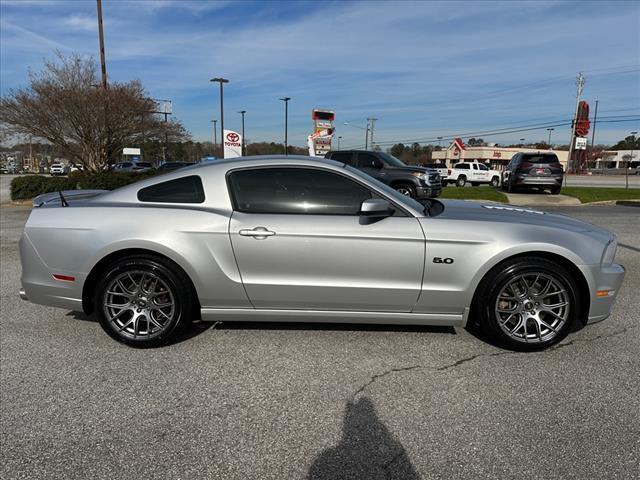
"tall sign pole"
211,78,229,156
367,117,378,150
96,0,107,89
567,72,585,176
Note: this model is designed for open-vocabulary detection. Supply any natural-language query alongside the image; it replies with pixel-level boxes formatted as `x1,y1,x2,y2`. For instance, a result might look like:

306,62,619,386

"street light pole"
238,110,246,156
547,128,554,146
210,77,229,156
628,131,638,189
211,119,217,156
280,97,290,155
337,136,342,150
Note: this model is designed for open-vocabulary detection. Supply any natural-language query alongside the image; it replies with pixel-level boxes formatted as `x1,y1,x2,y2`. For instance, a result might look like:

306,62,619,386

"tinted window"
358,153,383,169
136,162,153,168
329,152,354,164
228,168,374,215
456,163,470,170
521,154,559,164
138,175,205,203
478,163,489,171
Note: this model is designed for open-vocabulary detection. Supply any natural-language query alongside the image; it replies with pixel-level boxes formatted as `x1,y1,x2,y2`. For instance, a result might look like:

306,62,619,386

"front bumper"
416,185,442,198
582,262,626,324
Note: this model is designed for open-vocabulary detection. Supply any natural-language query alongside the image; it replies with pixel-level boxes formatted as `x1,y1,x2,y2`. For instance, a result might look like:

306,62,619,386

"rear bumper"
514,175,563,186
582,263,626,324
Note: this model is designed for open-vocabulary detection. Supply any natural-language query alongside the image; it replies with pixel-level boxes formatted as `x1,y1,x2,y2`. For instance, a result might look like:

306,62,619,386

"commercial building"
431,139,569,170
594,150,638,169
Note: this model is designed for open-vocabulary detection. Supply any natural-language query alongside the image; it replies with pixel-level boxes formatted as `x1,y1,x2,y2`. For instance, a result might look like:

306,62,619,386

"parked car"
19,156,624,350
49,163,67,176
446,161,501,187
158,162,192,172
324,150,441,198
113,161,155,173
501,153,564,194
69,164,84,173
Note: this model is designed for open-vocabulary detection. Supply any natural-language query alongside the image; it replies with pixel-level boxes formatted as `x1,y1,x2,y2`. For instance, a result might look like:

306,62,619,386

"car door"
227,166,425,312
356,152,386,181
475,163,490,182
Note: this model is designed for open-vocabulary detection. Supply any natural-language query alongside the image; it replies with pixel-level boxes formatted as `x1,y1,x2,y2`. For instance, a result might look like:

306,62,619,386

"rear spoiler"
33,189,108,207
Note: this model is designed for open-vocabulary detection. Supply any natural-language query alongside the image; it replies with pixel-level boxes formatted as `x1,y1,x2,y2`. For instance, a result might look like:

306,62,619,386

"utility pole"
210,77,229,156
238,110,246,156
567,72,586,176
211,119,217,156
96,0,107,89
367,117,378,150
547,128,554,146
628,131,638,189
280,97,291,155
337,136,342,150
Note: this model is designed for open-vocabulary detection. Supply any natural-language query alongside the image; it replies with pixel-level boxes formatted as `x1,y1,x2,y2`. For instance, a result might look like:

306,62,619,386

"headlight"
410,172,429,181
601,237,617,265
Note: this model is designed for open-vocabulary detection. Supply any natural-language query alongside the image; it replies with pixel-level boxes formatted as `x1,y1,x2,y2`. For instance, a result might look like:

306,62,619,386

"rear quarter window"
137,175,205,203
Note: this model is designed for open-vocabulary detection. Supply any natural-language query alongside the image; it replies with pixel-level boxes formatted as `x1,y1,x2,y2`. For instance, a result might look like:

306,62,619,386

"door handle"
239,227,276,238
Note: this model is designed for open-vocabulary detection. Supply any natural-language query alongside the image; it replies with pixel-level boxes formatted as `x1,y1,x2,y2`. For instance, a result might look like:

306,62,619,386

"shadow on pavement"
307,397,421,480
65,311,216,346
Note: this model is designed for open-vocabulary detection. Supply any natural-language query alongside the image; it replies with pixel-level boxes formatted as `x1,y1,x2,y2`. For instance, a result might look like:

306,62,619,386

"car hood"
435,199,611,239
388,166,435,174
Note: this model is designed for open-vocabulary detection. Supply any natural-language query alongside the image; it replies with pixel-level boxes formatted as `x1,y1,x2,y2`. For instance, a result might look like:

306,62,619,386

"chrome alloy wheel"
395,186,412,196
494,273,570,344
103,270,176,339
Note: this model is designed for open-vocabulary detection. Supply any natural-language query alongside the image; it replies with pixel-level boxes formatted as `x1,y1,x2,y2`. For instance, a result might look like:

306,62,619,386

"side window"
457,163,470,170
138,175,205,203
228,168,375,215
329,152,354,165
478,163,489,171
357,153,383,169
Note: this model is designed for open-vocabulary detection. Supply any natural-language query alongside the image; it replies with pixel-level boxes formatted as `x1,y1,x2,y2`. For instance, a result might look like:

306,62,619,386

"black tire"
94,254,194,347
474,257,579,351
456,176,466,187
490,176,500,188
550,185,561,195
393,183,416,198
507,178,514,193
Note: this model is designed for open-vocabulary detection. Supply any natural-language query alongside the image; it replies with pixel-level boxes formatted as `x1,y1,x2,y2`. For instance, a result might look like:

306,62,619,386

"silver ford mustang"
19,156,625,350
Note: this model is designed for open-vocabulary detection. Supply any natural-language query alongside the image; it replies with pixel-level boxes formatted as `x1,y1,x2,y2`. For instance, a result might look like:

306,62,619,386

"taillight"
448,169,451,175
52,274,75,282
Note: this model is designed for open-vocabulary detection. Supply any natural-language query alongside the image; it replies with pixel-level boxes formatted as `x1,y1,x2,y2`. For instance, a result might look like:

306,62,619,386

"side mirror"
360,199,393,217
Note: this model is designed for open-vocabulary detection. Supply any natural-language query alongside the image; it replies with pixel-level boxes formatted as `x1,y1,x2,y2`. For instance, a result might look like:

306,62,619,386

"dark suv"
325,150,442,199
501,152,564,194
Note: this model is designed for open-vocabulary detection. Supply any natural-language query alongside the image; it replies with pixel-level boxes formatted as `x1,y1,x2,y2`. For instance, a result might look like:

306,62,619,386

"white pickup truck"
445,161,501,187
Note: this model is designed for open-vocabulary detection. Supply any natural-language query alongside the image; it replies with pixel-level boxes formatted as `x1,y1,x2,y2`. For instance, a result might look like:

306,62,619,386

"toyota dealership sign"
223,129,242,158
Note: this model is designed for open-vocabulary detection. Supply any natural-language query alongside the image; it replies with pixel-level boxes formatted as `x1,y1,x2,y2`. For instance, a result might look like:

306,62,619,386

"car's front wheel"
95,255,193,347
490,176,500,187
393,183,416,198
456,176,467,187
475,257,579,351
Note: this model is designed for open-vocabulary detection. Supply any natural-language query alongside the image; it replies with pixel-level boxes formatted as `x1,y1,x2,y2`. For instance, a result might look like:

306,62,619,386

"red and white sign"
223,129,242,158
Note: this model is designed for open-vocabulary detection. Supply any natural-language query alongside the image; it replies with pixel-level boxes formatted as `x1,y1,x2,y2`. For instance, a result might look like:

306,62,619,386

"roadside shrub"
10,171,160,201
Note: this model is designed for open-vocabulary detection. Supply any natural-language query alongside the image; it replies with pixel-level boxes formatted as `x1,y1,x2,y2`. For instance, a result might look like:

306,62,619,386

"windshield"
344,165,426,214
377,152,407,168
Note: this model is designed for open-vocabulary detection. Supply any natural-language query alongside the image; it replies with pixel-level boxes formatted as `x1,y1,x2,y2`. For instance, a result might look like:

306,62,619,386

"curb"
616,200,640,207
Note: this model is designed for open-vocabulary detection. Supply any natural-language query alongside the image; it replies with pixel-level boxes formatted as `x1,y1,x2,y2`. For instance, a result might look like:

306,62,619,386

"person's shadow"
307,397,421,480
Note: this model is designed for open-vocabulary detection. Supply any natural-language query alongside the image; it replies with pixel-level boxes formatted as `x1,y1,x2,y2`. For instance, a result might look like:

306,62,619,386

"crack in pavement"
352,324,638,398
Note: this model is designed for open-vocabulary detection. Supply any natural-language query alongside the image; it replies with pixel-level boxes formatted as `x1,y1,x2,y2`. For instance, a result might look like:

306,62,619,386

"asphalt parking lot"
1,204,639,479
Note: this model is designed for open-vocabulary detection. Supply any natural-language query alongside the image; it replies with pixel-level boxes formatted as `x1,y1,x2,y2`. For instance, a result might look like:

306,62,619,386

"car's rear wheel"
475,257,578,351
490,176,500,187
394,183,416,198
456,176,466,187
550,185,561,194
95,255,193,347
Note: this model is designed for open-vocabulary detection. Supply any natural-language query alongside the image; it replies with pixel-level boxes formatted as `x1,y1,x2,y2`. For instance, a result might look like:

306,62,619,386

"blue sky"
1,0,639,148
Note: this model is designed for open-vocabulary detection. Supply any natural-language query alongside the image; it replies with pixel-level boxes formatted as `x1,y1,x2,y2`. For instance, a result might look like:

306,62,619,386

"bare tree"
0,53,189,171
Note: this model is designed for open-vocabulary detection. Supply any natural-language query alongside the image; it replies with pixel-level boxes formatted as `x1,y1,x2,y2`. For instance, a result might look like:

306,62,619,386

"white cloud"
64,14,96,32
